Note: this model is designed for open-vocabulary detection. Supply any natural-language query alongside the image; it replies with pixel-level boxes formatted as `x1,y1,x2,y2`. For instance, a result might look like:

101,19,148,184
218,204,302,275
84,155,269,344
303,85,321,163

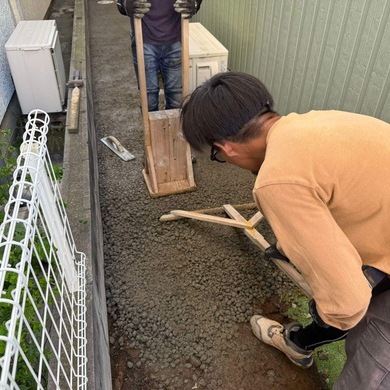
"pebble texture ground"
88,1,326,389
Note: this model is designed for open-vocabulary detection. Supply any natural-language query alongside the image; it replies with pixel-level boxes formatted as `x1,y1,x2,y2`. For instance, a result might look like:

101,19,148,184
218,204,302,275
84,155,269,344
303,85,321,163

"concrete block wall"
0,2,17,126
11,0,52,22
1,1,112,388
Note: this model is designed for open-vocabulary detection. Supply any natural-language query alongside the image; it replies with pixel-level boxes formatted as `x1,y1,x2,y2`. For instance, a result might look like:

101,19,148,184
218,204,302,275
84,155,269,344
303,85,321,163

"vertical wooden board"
149,111,171,184
134,18,151,144
181,18,189,98
166,109,188,181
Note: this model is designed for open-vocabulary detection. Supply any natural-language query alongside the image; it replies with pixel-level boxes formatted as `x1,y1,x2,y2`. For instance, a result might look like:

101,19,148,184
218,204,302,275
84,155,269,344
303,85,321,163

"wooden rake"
160,203,313,298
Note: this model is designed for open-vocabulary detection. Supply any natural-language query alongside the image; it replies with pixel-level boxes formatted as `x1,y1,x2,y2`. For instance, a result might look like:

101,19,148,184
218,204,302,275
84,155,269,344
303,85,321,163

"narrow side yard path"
88,2,326,389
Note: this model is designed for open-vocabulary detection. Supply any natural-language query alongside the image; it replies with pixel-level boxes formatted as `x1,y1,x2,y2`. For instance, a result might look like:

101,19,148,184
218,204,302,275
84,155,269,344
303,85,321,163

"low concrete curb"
61,0,112,389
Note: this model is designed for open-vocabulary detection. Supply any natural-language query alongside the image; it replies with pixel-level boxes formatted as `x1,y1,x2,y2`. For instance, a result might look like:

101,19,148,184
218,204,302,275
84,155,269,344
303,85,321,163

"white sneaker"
250,315,313,368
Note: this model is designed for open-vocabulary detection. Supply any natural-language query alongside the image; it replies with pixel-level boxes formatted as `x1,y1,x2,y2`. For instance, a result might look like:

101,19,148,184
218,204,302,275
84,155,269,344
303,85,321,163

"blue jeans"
131,35,182,112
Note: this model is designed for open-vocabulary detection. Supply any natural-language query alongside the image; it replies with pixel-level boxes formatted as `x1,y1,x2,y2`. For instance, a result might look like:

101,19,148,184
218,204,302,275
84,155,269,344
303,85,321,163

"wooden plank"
145,145,158,192
149,110,188,184
181,18,195,187
149,111,171,184
134,18,150,145
145,179,196,198
157,179,195,195
249,212,264,227
181,18,189,98
272,259,313,298
160,203,257,222
186,143,195,187
167,109,187,181
170,210,253,229
223,205,270,250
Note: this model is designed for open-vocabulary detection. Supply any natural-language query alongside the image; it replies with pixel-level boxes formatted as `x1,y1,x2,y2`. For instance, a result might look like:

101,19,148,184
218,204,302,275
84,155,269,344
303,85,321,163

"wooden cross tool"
160,203,313,298
134,17,196,198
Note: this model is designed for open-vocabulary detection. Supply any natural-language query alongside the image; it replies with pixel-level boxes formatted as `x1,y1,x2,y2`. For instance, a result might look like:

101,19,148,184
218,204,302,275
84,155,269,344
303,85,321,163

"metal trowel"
100,136,135,161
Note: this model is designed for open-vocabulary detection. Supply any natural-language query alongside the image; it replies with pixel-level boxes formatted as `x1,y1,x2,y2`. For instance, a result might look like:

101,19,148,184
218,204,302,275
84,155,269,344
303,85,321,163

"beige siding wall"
195,0,390,121
9,0,52,22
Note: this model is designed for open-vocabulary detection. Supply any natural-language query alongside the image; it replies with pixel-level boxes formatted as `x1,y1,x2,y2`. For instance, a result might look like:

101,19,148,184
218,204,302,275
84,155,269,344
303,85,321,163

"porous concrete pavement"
87,1,326,389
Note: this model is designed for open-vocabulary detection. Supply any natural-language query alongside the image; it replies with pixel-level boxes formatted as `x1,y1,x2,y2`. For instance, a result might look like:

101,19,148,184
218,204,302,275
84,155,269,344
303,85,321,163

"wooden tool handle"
181,17,189,98
67,86,80,133
160,203,257,222
134,18,151,144
169,210,253,229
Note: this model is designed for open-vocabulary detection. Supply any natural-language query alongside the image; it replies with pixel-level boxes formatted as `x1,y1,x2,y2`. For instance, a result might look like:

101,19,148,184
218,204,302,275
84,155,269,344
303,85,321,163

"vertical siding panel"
241,0,257,73
295,0,320,112
227,1,236,69
238,0,247,71
263,1,276,85
277,1,299,110
307,1,334,110
258,0,269,82
194,0,390,120
247,0,261,74
374,19,390,119
269,0,284,92
338,0,370,109
321,1,352,108
357,0,390,114
255,1,269,81
236,0,247,71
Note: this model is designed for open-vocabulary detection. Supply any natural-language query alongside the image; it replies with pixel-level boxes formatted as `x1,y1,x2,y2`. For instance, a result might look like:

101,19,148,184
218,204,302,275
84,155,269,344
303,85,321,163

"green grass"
283,292,346,388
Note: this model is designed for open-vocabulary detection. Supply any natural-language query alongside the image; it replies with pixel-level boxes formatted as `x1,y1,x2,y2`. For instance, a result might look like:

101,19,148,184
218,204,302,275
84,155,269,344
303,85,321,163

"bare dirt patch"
109,296,326,389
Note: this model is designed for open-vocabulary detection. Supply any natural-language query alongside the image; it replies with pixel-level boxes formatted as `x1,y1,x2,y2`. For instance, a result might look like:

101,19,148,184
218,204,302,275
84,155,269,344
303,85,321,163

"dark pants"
333,289,390,389
292,289,390,389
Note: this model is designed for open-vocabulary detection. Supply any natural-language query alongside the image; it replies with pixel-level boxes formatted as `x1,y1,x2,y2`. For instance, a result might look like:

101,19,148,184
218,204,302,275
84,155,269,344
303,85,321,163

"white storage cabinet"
189,23,228,93
5,20,66,115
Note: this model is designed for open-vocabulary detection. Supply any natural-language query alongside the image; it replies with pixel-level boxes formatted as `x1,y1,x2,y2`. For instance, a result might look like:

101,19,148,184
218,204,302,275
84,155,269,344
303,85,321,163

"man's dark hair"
181,72,275,150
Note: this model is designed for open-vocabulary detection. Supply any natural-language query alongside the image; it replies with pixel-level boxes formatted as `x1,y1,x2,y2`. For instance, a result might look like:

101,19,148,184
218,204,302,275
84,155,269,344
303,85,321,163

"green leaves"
0,129,17,206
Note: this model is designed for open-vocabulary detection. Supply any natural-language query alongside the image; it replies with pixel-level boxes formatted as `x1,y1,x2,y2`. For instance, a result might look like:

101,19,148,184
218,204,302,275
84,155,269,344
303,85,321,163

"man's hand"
264,243,290,262
116,0,151,18
174,0,200,19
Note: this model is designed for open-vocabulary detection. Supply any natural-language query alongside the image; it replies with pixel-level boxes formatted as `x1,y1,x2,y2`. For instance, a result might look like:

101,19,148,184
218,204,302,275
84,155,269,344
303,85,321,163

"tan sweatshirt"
253,110,390,330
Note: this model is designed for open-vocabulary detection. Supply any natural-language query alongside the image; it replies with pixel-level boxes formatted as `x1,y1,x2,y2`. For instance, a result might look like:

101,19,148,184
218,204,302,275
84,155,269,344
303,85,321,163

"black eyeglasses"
210,145,226,163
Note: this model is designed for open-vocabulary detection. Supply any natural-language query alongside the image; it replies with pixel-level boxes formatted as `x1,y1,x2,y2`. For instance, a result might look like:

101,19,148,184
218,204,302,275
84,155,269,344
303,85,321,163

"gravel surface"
88,1,326,389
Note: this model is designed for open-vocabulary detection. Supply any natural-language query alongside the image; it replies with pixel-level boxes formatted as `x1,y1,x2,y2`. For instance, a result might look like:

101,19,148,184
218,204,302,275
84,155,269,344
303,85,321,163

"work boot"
250,315,313,368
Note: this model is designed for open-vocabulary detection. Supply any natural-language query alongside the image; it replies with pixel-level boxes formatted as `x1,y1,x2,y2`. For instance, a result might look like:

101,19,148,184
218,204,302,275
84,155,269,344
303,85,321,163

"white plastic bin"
5,20,66,114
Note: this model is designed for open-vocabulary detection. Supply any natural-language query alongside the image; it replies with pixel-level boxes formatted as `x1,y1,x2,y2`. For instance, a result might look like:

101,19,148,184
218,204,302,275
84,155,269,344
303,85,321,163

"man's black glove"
264,243,290,262
308,299,330,328
174,0,202,19
116,0,151,18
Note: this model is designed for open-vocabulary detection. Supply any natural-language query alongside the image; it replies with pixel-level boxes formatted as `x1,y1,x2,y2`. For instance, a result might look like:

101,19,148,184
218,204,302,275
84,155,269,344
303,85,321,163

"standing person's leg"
131,34,160,112
333,289,390,390
160,42,182,110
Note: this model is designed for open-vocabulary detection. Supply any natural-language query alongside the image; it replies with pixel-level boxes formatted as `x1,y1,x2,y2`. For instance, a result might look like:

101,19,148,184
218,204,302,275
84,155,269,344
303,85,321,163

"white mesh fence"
0,110,87,389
